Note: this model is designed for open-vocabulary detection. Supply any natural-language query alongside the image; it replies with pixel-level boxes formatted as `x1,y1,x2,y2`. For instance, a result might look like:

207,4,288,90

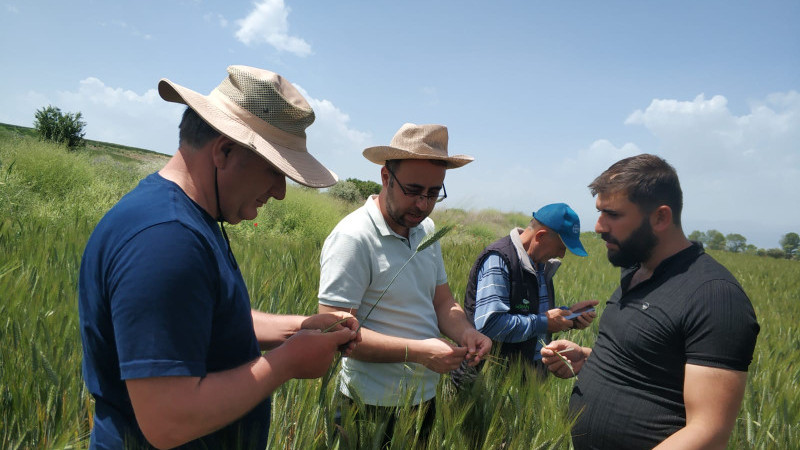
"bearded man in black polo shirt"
541,154,759,450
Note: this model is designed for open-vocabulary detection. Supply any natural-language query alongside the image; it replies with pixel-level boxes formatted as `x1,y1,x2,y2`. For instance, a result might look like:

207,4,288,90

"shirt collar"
510,227,537,274
621,241,705,291
509,227,562,276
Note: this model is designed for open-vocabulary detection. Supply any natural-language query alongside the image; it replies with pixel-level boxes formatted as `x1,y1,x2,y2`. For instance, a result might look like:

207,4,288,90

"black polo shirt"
569,242,759,450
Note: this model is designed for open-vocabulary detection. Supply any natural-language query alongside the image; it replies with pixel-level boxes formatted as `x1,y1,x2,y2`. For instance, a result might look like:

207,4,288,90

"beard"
385,187,429,230
602,217,658,268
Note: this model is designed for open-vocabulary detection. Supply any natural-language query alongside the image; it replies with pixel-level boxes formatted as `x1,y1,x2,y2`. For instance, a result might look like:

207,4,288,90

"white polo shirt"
318,196,448,406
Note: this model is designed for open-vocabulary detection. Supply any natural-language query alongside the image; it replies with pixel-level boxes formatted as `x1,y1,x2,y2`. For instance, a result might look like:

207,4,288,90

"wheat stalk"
354,225,453,334
319,225,454,402
539,338,577,379
480,353,507,368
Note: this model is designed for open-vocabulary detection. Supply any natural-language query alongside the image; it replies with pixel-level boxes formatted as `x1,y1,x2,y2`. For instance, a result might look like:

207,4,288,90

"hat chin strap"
214,166,225,222
214,167,238,270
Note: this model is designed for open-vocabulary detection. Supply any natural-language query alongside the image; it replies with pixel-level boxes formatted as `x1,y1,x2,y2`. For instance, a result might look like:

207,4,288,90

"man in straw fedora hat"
318,123,492,444
79,65,359,449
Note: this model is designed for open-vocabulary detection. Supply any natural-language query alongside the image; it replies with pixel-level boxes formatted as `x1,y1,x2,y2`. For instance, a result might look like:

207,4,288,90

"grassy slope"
1,124,798,449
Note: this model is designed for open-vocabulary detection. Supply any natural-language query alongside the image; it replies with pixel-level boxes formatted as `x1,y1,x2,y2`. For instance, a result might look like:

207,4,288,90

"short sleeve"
683,280,759,371
108,222,219,380
432,240,448,286
318,230,371,310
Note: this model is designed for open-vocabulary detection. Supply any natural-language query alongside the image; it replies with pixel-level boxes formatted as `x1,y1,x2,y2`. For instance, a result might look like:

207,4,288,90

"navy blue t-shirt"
79,173,270,449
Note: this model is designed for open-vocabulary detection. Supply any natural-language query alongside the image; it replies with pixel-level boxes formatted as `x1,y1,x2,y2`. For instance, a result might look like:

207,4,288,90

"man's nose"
270,175,287,200
595,217,607,234
415,195,433,208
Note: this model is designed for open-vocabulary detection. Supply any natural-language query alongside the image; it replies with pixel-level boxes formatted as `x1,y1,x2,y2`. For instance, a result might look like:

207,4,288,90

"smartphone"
565,306,595,321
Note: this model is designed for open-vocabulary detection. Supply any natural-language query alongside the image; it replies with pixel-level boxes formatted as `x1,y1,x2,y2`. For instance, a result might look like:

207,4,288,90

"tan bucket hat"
362,123,474,169
158,65,337,187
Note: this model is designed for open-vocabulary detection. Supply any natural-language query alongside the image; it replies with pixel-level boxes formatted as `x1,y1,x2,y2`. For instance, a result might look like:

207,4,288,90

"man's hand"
126,324,356,449
411,338,469,373
569,300,600,330
546,308,574,333
540,339,590,378
301,311,361,356
458,328,492,366
281,328,356,379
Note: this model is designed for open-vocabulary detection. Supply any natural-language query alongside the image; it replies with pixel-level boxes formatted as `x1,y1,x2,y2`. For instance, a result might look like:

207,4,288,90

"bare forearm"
318,304,413,363
653,424,729,450
251,309,304,350
347,327,419,363
434,299,472,343
128,346,295,448
129,324,356,449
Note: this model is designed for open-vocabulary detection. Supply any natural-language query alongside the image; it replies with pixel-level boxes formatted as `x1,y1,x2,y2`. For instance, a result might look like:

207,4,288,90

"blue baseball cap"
532,203,588,257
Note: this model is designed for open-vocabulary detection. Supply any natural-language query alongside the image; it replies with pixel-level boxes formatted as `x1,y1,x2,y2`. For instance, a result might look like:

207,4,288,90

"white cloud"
5,74,369,175
235,0,311,57
6,4,19,13
294,85,372,179
449,138,641,228
622,91,800,247
54,77,184,152
450,91,799,248
625,92,800,170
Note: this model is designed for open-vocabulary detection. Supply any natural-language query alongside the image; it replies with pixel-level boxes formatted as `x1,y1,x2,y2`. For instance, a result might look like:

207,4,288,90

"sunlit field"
2,125,798,449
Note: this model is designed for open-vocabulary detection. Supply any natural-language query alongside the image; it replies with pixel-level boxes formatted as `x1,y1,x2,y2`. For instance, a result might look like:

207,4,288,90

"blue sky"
1,0,798,249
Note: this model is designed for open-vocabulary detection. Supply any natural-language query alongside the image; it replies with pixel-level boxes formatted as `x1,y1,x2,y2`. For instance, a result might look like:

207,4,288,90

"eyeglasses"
386,166,447,203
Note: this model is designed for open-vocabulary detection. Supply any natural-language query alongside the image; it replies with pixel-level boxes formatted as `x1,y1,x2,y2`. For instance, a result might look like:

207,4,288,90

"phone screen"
565,306,595,320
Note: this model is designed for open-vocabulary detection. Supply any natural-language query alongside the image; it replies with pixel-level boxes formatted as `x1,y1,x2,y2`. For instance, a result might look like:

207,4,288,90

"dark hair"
588,154,683,226
178,107,221,149
384,159,448,172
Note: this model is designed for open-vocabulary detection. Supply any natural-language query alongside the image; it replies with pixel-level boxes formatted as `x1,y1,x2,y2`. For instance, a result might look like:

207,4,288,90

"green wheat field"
1,123,798,449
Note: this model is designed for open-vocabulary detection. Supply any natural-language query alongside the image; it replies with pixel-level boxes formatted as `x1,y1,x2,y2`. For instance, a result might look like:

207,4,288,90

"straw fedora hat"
362,123,474,169
158,65,337,188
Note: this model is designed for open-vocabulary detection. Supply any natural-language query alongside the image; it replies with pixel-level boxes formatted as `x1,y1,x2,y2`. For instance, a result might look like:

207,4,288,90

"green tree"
725,233,747,253
33,105,86,150
345,178,381,199
327,180,361,203
766,248,786,259
706,229,726,250
780,232,800,259
688,230,707,243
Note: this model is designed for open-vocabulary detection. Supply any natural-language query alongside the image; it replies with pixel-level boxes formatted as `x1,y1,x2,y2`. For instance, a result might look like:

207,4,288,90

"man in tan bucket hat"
79,65,359,449
318,123,491,445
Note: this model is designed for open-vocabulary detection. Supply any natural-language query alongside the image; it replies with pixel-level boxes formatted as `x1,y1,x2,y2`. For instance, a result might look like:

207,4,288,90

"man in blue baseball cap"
453,203,598,386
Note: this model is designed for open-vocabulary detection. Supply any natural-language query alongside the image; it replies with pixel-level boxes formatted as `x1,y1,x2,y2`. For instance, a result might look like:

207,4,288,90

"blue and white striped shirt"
472,229,560,361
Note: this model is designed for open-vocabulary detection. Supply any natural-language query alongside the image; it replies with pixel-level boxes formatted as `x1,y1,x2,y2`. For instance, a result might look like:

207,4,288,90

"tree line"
689,230,800,260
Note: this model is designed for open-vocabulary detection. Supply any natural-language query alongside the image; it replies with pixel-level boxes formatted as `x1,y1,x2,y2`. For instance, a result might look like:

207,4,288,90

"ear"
650,205,673,232
211,136,235,169
380,166,390,189
533,228,549,243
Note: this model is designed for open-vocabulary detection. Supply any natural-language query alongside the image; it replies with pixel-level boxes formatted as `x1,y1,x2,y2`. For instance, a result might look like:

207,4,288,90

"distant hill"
0,122,170,166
